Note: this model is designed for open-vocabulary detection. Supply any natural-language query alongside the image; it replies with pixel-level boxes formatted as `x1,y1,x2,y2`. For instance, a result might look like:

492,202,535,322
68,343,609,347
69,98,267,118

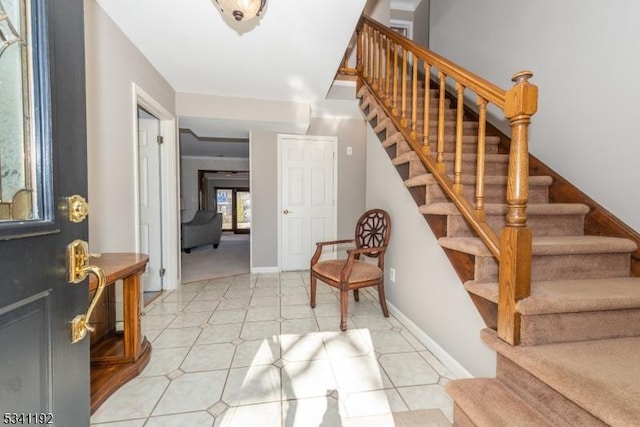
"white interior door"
280,135,337,271
138,108,164,291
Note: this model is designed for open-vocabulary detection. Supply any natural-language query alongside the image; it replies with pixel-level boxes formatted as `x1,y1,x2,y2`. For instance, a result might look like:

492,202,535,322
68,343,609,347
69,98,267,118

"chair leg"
340,289,349,331
378,283,390,317
310,274,317,308
353,289,360,302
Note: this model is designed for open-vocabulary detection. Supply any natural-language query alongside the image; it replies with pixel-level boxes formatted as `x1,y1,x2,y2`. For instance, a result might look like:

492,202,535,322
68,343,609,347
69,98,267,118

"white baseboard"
251,266,279,274
386,299,473,379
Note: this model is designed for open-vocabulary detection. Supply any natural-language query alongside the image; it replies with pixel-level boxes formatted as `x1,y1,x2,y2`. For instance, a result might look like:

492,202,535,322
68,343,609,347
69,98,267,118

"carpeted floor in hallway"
181,233,250,283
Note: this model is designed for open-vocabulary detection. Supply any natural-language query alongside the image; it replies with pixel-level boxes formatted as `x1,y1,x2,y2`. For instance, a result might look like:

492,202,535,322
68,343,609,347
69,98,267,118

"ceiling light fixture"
214,0,266,22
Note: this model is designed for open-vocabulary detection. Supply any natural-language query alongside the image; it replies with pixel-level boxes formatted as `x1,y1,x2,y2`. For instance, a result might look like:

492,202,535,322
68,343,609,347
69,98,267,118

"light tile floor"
91,272,455,426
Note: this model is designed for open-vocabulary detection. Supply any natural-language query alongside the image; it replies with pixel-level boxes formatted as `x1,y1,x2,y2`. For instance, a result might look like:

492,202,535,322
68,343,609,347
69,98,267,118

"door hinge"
159,268,166,277
157,135,164,145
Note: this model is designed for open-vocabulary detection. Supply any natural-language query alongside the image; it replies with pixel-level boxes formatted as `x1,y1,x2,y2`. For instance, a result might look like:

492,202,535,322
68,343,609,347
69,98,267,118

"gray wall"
308,118,367,238
389,1,430,47
250,132,279,269
430,0,640,233
250,117,367,270
85,1,176,251
413,0,430,47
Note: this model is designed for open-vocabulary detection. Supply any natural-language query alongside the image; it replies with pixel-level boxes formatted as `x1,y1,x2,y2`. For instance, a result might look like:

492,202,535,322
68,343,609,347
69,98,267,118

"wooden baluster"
475,96,488,221
368,26,373,84
384,36,391,106
401,49,408,128
436,71,447,173
372,31,379,90
356,26,363,93
411,53,418,140
453,82,465,193
392,44,399,117
356,26,365,93
377,33,383,95
422,63,431,155
498,71,538,345
362,25,368,81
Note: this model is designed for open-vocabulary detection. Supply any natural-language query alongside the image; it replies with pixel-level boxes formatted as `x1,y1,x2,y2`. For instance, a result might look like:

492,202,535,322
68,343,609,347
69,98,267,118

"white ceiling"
96,0,421,158
96,0,366,102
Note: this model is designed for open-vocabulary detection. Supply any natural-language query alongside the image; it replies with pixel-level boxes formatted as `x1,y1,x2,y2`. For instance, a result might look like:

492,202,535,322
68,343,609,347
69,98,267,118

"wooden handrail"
355,16,538,345
362,17,506,108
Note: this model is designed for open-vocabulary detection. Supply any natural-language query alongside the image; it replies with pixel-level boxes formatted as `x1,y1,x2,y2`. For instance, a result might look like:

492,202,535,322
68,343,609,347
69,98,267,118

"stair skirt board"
372,288,473,380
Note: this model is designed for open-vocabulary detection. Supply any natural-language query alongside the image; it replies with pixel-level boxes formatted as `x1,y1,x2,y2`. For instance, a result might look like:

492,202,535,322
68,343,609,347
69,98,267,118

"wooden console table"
88,253,152,414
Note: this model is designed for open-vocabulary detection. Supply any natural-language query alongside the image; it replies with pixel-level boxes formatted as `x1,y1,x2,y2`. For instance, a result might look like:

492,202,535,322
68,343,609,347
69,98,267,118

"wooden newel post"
497,71,538,345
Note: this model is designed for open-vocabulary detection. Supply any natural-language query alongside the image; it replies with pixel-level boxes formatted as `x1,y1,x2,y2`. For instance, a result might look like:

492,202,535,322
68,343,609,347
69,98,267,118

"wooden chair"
310,209,391,331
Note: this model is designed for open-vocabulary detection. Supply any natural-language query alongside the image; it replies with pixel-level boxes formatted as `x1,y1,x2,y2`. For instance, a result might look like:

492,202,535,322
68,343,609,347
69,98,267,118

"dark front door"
0,0,89,426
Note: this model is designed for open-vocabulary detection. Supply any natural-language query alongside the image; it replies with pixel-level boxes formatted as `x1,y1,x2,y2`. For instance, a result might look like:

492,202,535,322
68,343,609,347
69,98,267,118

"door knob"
283,209,293,215
67,195,89,223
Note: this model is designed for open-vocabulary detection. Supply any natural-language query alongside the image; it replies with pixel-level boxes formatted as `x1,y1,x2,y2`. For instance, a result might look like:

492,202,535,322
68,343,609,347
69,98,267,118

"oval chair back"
354,209,391,258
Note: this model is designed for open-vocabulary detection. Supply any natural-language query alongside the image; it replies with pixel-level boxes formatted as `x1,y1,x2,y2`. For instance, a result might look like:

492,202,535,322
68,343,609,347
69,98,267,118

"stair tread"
482,328,640,426
421,202,589,216
439,235,638,256
446,378,555,427
381,132,402,148
465,277,640,314
404,174,553,187
373,117,394,133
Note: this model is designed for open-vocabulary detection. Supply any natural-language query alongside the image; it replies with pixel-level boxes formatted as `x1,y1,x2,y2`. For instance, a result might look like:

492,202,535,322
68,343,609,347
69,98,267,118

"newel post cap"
505,70,538,119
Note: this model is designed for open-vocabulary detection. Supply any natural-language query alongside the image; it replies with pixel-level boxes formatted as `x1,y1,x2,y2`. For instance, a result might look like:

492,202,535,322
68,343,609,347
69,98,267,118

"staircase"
352,16,640,426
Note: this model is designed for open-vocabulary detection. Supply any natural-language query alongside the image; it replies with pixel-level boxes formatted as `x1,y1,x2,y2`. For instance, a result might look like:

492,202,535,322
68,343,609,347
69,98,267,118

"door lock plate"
67,239,105,343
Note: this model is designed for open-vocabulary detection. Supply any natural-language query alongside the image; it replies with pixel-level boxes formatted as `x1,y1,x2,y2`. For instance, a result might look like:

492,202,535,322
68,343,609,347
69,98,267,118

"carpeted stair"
358,83,640,426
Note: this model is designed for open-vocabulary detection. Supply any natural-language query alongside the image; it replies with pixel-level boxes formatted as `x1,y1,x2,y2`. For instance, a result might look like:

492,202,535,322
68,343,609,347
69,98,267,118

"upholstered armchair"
181,210,223,253
310,209,391,331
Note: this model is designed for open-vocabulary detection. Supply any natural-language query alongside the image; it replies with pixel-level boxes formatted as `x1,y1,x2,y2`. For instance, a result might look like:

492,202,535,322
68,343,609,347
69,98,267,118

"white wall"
85,1,176,252
430,0,640,233
365,126,496,377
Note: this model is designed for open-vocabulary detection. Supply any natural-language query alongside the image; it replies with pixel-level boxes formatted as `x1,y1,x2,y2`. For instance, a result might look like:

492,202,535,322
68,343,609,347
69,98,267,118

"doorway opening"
179,169,251,283
133,84,179,295
198,170,250,234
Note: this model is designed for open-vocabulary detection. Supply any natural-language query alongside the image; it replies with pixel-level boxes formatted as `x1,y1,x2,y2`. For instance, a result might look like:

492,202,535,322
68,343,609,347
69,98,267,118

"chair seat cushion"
312,259,382,283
